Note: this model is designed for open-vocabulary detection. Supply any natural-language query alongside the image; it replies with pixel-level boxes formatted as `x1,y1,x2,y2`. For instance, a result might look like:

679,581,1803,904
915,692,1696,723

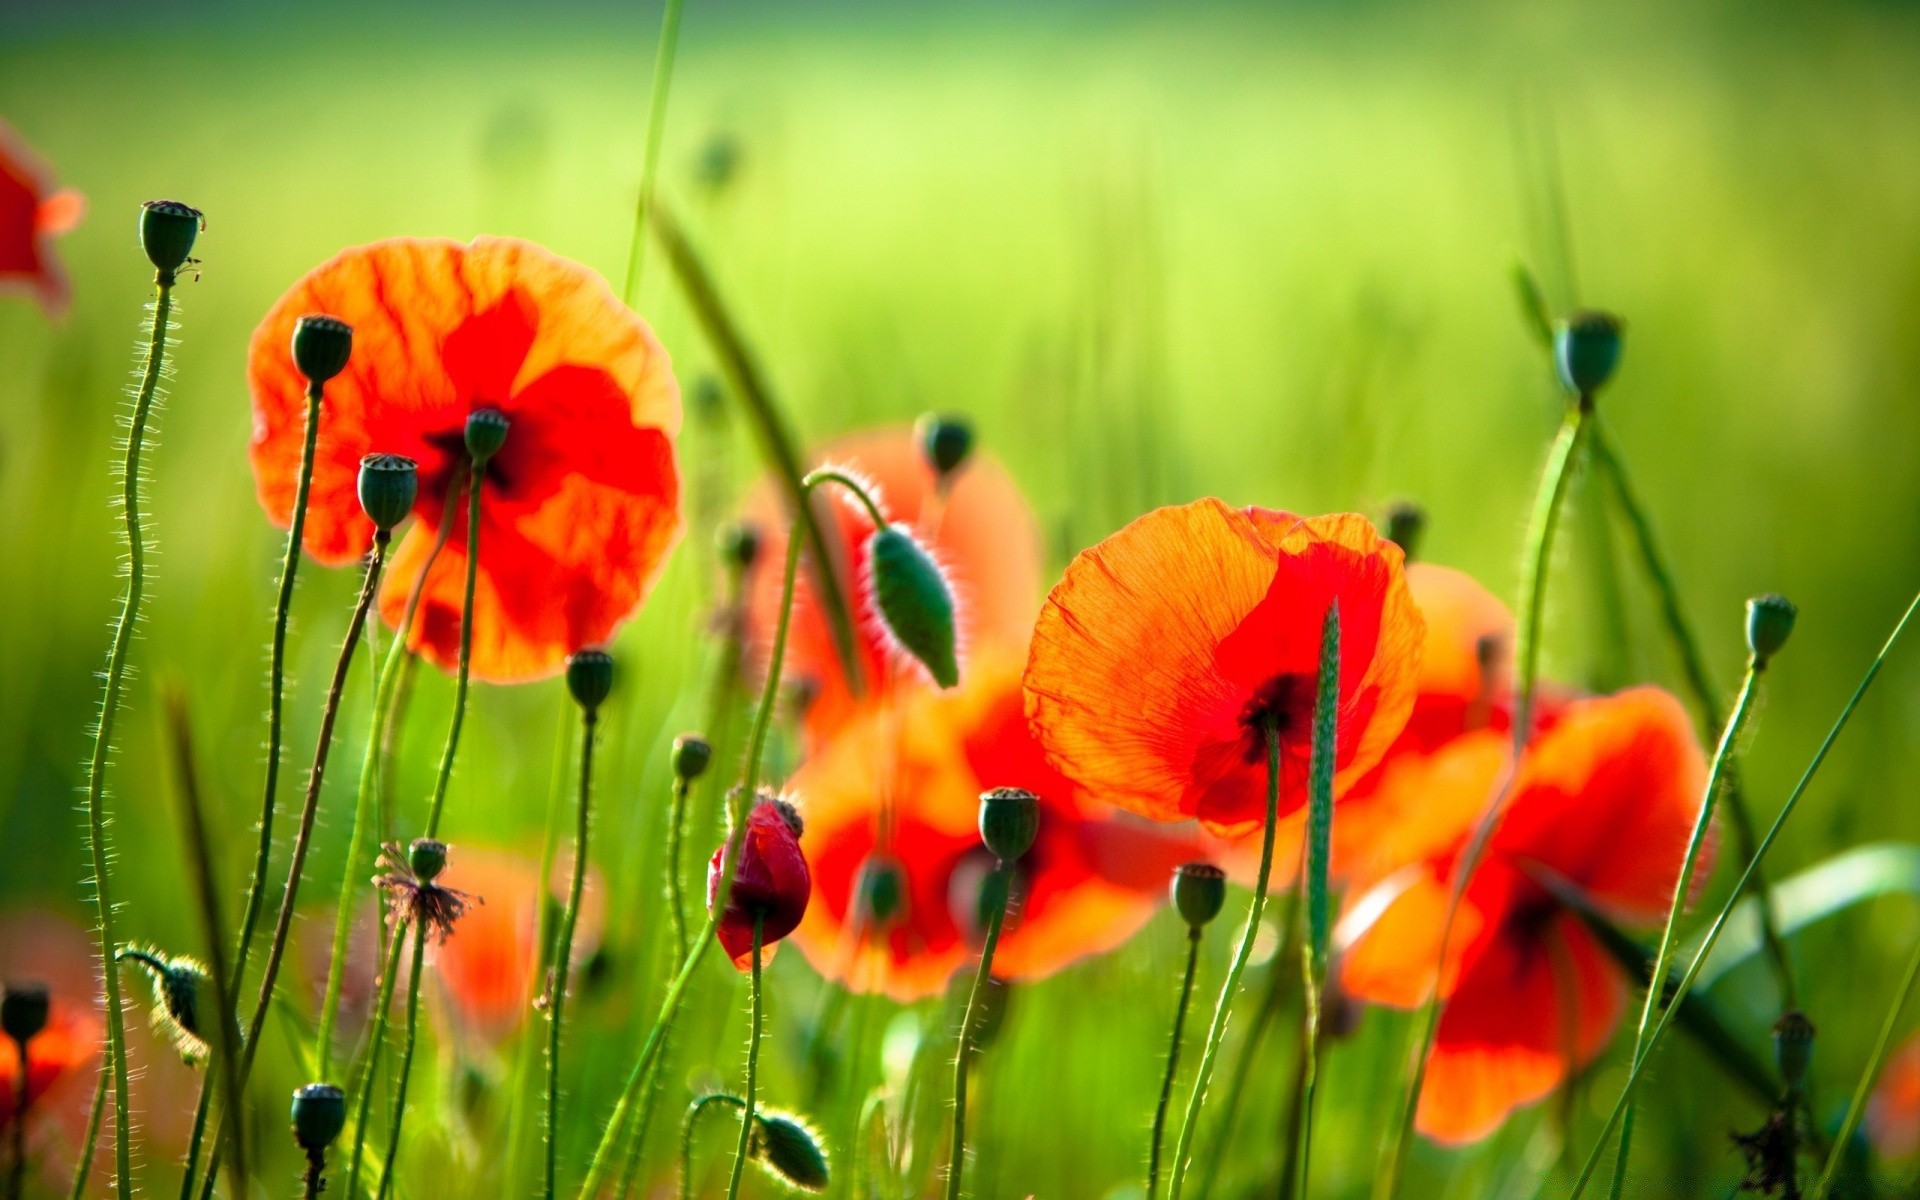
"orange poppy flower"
1869,1031,1920,1159
790,652,1200,1002
1023,500,1423,836
741,427,1042,747
1338,687,1709,1144
0,121,83,317
248,237,682,682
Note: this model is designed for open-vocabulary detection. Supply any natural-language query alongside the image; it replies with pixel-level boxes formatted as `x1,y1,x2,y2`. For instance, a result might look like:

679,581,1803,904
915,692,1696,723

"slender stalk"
680,1094,745,1200
620,0,687,305
665,771,694,965
545,707,599,1199
302,1148,325,1199
426,461,486,839
10,1041,27,1200
1568,585,1920,1198
1813,935,1920,1199
375,922,429,1200
1195,910,1295,1200
1167,723,1282,1200
67,1066,108,1200
946,866,1009,1200
81,270,177,1200
1294,605,1342,1198
344,928,411,1200
1148,932,1202,1198
724,916,767,1200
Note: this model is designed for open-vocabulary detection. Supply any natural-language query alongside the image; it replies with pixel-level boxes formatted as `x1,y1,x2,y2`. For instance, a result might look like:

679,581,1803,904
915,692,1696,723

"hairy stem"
545,707,598,1199
375,924,428,1200
1148,932,1202,1199
946,867,1009,1200
723,916,767,1200
344,928,410,1200
679,1094,744,1200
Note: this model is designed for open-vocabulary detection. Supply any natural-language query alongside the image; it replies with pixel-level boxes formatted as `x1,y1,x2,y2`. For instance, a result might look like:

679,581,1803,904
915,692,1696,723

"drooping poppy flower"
790,652,1200,1002
709,796,814,969
1337,687,1709,1144
741,426,1043,747
248,237,682,682
1869,1031,1920,1159
0,121,84,317
1023,500,1423,836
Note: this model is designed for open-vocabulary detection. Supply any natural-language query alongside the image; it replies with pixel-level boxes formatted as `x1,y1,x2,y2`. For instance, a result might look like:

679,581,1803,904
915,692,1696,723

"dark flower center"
424,423,516,495
1238,671,1317,763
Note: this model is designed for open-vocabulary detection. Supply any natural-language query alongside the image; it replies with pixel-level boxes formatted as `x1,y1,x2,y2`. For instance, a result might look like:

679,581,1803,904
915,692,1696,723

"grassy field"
4,1,1920,1195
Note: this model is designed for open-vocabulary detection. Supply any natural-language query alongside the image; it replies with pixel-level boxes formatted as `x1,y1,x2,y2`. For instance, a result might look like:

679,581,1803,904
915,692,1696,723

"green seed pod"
409,838,449,883
465,407,510,464
566,649,615,713
1171,863,1228,931
1382,501,1426,562
978,787,1040,862
866,524,959,688
752,1111,830,1192
720,521,761,572
1746,593,1798,669
1553,310,1624,397
1773,1010,1815,1095
139,199,202,274
290,1082,347,1153
292,314,354,385
855,853,908,928
357,454,419,534
1,981,50,1045
671,733,712,782
914,413,974,479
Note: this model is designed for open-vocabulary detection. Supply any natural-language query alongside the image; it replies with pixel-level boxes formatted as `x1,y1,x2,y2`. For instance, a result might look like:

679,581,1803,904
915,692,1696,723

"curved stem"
679,1094,744,1200
344,928,410,1200
1195,898,1296,1200
1813,934,1920,1199
723,915,766,1200
620,0,686,305
375,923,429,1200
1148,933,1202,1198
665,774,693,966
947,865,1010,1200
1167,724,1281,1200
545,708,598,1200
82,271,175,1200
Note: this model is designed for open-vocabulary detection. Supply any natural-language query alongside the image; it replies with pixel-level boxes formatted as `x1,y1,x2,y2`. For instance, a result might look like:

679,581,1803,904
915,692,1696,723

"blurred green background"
4,1,1920,1195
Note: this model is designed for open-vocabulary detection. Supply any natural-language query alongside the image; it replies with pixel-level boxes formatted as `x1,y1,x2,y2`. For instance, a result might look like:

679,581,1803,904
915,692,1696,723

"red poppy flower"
1869,1031,1920,1159
0,914,101,1138
709,797,813,970
248,237,682,682
1023,500,1423,836
789,651,1201,1001
0,121,83,317
1337,687,1709,1144
741,427,1042,747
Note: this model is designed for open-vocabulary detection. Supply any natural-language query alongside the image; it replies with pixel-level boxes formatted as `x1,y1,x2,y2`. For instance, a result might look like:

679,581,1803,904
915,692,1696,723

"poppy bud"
357,454,419,534
1382,501,1426,562
465,407,510,464
1746,593,1798,669
1171,863,1228,931
865,524,960,688
139,199,202,274
566,649,615,714
1553,310,1624,398
978,787,1039,862
708,795,812,969
1774,1010,1815,1095
855,853,908,928
914,413,974,480
292,315,354,385
409,837,449,883
290,1083,347,1153
752,1111,830,1192
672,733,712,782
121,948,210,1062
1,981,50,1045
720,521,761,572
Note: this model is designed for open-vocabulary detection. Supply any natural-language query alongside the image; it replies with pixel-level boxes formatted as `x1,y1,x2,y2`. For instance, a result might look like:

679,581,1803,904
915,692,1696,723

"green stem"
1195,905,1296,1200
375,922,429,1200
426,461,486,839
723,915,766,1200
1148,932,1202,1199
68,1066,108,1200
946,865,1010,1200
665,773,693,967
1568,585,1920,1198
81,270,176,1200
545,707,598,1200
1813,935,1920,1199
1167,724,1282,1200
1294,605,1342,1199
344,927,410,1200
621,0,687,305
680,1094,744,1200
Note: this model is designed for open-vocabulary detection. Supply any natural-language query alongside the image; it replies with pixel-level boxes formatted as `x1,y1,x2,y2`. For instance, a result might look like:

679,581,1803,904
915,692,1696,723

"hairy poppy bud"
752,1111,830,1192
708,795,812,969
1746,593,1797,669
865,524,960,688
292,315,354,385
914,412,974,480
290,1083,347,1152
855,853,908,928
1,981,50,1045
139,199,202,274
672,733,712,782
465,407,510,464
720,521,761,572
409,837,448,883
121,948,209,1061
1553,310,1624,398
357,454,419,534
1773,1010,1815,1095
979,787,1039,862
1382,501,1426,561
1172,863,1228,931
566,649,615,713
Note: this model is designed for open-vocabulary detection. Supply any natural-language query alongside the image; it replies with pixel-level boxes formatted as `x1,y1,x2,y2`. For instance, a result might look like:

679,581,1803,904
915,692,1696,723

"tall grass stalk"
1812,935,1920,1198
1293,605,1342,1197
620,0,686,305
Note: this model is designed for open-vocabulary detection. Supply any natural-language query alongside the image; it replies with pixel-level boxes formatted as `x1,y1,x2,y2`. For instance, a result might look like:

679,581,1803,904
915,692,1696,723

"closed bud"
978,787,1039,862
752,1111,830,1192
566,649,615,713
292,315,354,385
914,413,974,480
409,838,448,883
1773,1010,1815,1095
1382,501,1426,561
1553,310,1624,398
720,521,761,572
855,853,907,928
465,407,510,464
671,733,712,782
865,524,959,688
1746,594,1798,669
1171,863,1228,931
290,1082,347,1152
357,454,419,533
1,981,50,1045
139,199,202,274
121,948,210,1062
